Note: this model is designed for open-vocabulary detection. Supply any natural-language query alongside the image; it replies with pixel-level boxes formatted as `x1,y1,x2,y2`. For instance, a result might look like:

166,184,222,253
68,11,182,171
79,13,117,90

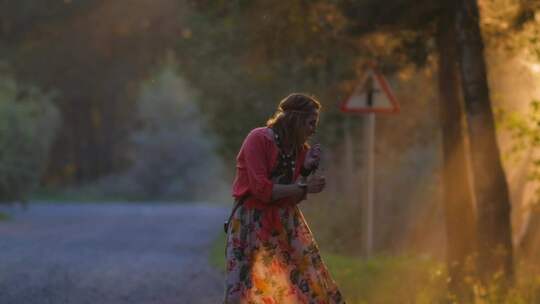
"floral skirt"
224,203,345,304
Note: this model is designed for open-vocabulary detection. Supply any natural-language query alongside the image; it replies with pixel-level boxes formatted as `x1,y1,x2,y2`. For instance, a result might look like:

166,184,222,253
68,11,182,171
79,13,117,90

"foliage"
0,0,97,45
0,73,60,202
178,1,361,161
4,0,525,185
96,64,228,201
325,254,447,304
177,0,448,170
3,0,187,184
209,228,227,270
496,101,540,210
480,0,540,55
0,212,11,221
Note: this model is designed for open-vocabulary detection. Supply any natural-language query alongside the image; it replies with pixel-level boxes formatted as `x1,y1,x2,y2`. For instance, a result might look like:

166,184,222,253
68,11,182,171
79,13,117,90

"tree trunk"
435,8,477,299
455,0,514,285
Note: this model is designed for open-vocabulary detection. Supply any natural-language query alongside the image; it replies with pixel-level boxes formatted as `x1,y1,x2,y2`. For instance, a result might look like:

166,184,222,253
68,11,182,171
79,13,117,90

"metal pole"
344,116,354,203
365,113,376,257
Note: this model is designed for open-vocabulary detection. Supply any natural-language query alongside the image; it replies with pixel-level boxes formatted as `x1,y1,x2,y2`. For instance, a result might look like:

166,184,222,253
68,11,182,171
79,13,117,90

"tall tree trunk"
455,0,514,285
436,8,477,299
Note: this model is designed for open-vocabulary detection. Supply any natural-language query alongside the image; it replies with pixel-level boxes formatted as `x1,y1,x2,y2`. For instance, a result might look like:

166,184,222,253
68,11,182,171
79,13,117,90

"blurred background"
1,0,540,303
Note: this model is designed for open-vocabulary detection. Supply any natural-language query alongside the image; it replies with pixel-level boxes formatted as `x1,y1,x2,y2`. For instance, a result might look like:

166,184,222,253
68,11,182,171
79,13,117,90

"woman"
224,93,345,304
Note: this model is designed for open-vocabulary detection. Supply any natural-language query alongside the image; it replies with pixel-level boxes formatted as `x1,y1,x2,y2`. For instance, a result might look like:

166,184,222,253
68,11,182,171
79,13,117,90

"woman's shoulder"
246,127,273,141
239,127,275,155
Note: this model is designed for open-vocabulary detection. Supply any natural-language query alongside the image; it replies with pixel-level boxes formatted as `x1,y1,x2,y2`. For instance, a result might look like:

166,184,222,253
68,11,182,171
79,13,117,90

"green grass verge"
209,234,540,303
0,212,11,221
29,186,222,203
208,233,447,303
323,253,446,304
210,231,227,271
30,186,138,203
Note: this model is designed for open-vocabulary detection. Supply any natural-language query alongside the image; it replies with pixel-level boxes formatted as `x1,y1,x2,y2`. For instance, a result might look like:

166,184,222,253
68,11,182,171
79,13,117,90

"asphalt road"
0,203,228,304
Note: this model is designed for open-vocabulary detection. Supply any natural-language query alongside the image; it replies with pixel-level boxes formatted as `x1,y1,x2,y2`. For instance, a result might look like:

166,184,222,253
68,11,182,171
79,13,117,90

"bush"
0,74,60,202
98,63,229,202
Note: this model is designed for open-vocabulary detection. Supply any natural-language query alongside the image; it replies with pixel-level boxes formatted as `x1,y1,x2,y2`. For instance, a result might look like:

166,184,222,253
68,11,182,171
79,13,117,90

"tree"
455,0,514,285
179,1,359,162
98,64,228,201
0,72,60,202
1,0,187,185
435,5,476,298
338,0,483,295
338,0,516,289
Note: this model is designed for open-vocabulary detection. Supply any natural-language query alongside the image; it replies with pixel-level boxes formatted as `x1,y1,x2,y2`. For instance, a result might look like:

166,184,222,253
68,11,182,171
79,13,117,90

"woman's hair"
266,93,321,154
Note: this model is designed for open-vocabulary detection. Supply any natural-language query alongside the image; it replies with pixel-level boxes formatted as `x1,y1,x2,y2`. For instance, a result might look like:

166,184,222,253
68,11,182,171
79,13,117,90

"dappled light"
1,0,540,303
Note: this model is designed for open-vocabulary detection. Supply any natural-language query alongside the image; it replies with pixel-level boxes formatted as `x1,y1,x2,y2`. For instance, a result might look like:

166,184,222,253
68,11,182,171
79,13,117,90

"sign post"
365,113,375,257
340,63,399,258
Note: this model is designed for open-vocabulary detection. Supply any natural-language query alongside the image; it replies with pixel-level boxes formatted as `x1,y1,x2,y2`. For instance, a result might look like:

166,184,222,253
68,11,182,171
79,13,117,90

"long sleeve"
242,131,273,202
231,128,277,204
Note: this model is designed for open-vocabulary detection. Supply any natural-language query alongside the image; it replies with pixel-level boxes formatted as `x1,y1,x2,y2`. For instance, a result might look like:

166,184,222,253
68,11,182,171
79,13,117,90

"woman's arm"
241,131,275,202
271,184,305,201
271,175,326,201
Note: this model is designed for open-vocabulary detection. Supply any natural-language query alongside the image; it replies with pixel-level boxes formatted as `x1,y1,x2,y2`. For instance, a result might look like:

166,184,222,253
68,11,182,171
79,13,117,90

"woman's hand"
306,175,325,194
304,144,321,170
271,174,325,202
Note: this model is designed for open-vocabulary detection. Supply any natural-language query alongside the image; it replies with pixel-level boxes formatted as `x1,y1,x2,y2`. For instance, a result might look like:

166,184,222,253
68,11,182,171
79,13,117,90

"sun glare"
529,63,540,74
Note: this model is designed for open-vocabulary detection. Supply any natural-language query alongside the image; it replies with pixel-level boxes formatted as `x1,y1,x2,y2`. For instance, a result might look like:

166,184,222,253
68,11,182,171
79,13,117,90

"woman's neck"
269,127,294,154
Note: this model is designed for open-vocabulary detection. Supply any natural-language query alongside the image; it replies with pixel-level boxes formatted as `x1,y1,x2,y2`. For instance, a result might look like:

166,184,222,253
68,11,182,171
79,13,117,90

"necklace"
270,131,296,184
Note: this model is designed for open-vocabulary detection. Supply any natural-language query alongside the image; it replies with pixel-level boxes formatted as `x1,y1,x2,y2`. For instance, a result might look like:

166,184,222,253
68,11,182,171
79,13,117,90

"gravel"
0,202,228,304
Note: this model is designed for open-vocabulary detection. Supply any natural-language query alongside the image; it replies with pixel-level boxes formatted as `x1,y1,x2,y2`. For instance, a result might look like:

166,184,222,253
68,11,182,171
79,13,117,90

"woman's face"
302,112,319,141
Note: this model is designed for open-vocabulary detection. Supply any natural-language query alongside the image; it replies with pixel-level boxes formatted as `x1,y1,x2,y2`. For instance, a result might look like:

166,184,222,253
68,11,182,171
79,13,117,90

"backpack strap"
223,195,248,233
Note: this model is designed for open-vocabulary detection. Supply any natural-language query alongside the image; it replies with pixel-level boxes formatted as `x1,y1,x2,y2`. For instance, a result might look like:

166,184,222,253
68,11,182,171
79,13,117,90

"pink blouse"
232,127,307,208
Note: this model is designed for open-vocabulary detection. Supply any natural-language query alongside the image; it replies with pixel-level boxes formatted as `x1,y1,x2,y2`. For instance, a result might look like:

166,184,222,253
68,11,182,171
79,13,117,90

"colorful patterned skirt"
224,204,345,304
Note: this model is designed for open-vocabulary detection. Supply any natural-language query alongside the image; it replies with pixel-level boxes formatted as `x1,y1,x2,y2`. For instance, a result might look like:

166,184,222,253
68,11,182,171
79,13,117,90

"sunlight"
249,249,301,304
528,63,540,74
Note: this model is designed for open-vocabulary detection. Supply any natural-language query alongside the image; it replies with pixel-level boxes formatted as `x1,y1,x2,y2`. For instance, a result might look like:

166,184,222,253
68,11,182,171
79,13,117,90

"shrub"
0,74,60,202
99,63,228,201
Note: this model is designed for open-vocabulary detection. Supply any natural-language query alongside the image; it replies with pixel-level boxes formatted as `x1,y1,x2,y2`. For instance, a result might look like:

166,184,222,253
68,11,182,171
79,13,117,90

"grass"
323,253,446,304
29,186,226,204
0,212,11,221
208,233,447,303
30,186,132,203
210,231,227,271
209,232,540,303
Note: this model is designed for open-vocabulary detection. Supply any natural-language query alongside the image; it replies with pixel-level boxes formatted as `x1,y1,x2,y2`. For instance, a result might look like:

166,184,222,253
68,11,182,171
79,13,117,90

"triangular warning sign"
340,66,400,114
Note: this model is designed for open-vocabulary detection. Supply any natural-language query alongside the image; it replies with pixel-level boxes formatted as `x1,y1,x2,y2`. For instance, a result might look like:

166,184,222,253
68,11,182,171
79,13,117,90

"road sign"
339,63,400,257
340,66,400,114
